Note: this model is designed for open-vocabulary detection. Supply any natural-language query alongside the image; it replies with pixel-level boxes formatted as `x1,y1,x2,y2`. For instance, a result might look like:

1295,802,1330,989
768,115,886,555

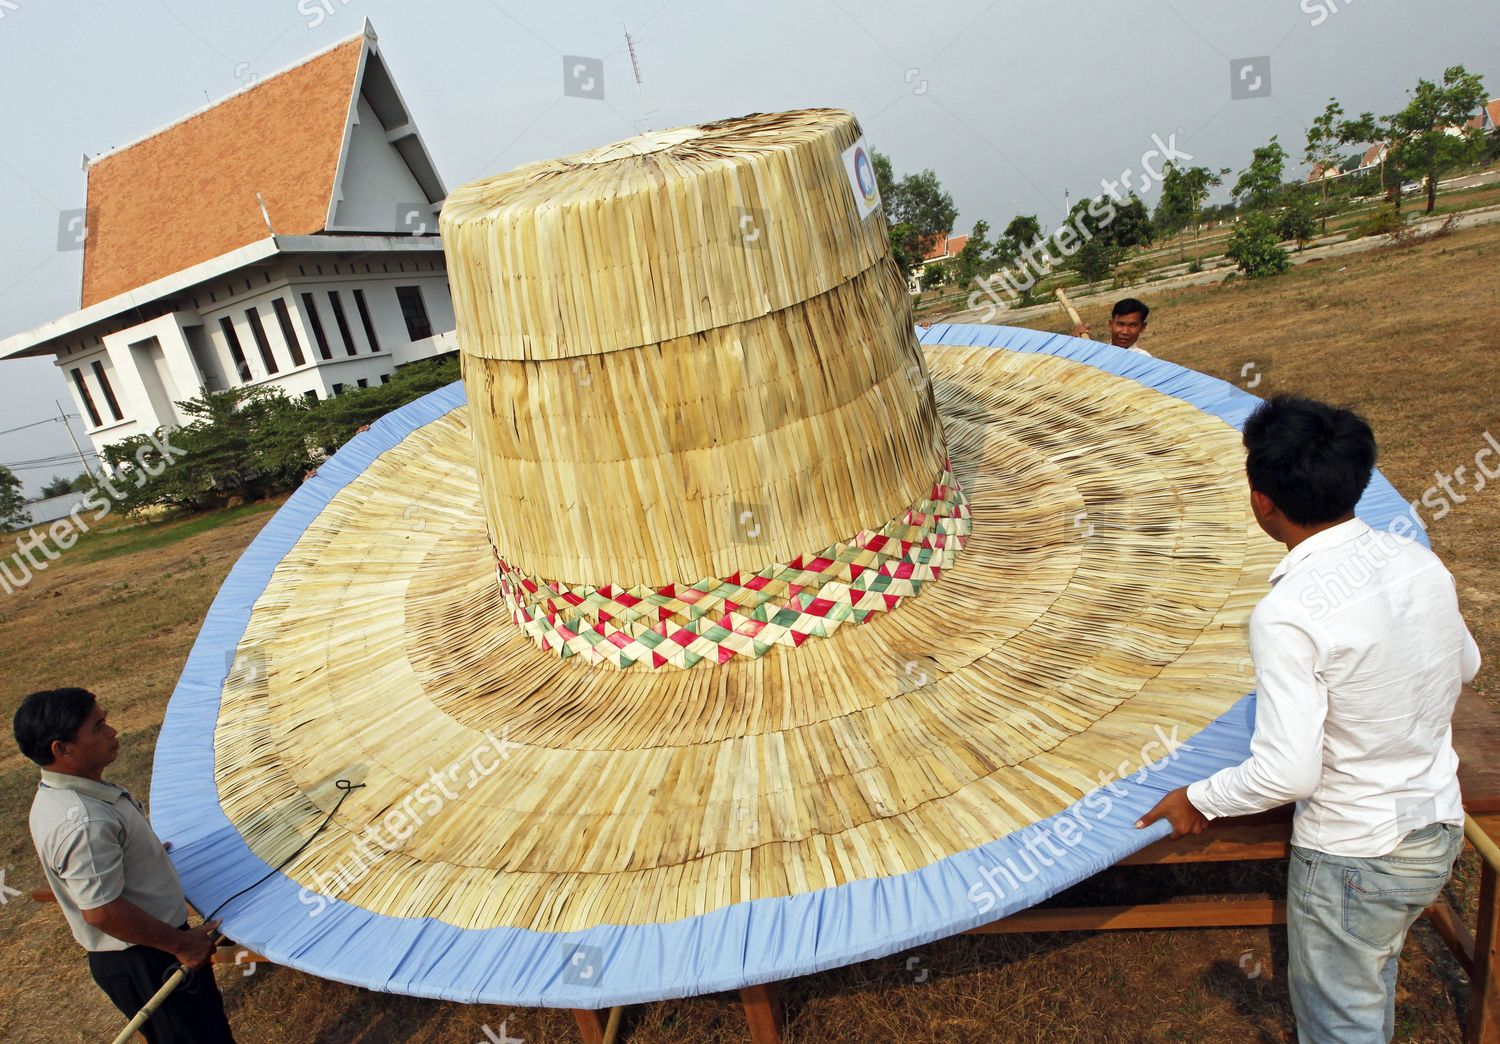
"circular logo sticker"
854,147,878,205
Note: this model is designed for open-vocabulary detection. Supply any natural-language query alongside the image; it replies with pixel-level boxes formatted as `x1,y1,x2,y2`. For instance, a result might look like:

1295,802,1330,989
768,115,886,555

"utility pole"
55,400,97,481
624,27,656,131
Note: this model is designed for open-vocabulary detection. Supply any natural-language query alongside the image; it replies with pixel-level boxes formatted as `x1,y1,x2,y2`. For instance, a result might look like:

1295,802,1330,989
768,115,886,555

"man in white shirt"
1137,395,1479,1043
1072,297,1154,357
15,687,234,1043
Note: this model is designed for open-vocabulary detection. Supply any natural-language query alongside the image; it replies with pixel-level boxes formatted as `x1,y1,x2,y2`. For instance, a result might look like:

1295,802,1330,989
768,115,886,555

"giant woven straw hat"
152,109,1421,1005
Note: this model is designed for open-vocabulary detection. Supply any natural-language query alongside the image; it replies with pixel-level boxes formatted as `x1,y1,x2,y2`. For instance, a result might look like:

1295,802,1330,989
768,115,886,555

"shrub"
1070,238,1123,284
920,262,950,291
1226,213,1291,278
1349,206,1406,240
1277,193,1318,250
101,355,461,515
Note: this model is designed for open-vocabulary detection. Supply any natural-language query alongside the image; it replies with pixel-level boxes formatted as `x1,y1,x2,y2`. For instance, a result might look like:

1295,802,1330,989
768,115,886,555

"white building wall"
101,312,204,427
59,347,147,449
331,94,436,232
52,249,456,458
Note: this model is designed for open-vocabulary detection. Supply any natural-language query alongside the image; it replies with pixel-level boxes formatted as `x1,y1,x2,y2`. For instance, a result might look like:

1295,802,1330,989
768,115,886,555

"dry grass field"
1,222,1496,1043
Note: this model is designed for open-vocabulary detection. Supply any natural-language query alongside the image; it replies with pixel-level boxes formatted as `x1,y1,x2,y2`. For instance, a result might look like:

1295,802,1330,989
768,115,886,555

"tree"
40,475,74,498
102,386,316,513
1337,111,1401,208
1109,196,1155,249
995,214,1042,266
1154,163,1229,262
886,221,923,281
1070,237,1118,284
1304,99,1355,231
99,356,461,515
1304,99,1345,192
0,466,28,530
1059,196,1139,284
920,261,950,291
872,150,897,212
1226,212,1291,277
872,150,958,281
1389,65,1488,213
949,220,993,287
1277,187,1319,250
1201,202,1238,225
1233,136,1289,210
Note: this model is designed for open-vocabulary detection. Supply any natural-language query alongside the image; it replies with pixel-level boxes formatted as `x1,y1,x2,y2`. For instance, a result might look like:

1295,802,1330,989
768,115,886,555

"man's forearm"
83,897,186,954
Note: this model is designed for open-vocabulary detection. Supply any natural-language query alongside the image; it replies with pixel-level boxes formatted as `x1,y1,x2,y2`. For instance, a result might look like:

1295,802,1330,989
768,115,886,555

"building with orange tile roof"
907,231,970,293
1,21,455,460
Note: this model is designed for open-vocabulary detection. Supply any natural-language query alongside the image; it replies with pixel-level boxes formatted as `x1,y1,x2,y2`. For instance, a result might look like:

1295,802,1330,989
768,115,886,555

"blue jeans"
1287,822,1463,1043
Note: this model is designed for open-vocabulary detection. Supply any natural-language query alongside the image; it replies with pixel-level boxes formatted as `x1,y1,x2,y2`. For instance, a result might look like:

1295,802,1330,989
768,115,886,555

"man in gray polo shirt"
15,687,234,1043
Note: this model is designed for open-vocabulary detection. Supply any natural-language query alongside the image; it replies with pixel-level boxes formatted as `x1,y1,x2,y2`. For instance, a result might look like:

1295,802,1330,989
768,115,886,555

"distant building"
1308,143,1389,184
15,490,91,531
1462,98,1500,134
1306,161,1340,183
908,232,970,293
1353,143,1388,172
0,21,455,465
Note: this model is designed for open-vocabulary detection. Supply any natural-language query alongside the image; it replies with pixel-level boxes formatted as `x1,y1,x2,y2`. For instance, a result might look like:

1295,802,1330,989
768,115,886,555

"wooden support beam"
212,946,266,967
571,1008,607,1044
1425,898,1477,977
741,982,784,1044
967,897,1285,935
1469,860,1500,1044
1119,823,1291,865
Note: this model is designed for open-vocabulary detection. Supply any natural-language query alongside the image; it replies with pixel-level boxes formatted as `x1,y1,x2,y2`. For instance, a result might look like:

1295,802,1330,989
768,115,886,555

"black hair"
12,688,98,766
1242,395,1376,526
1112,298,1149,321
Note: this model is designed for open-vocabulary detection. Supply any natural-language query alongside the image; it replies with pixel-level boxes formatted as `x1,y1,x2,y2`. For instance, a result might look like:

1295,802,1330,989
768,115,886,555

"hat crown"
440,110,962,667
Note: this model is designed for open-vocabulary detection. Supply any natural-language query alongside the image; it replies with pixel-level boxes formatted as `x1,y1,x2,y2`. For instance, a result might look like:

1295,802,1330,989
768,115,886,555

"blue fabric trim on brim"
149,326,1419,1006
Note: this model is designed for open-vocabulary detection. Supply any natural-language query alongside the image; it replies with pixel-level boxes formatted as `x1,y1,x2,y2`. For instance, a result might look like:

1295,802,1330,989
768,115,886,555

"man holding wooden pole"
1065,293,1153,356
13,688,235,1043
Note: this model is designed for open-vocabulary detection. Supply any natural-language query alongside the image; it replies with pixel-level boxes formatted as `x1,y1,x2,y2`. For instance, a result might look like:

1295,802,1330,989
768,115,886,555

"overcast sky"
1,0,1495,494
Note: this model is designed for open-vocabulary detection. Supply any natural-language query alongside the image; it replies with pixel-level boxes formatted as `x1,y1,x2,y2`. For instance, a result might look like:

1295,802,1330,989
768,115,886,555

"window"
90,360,124,421
327,291,357,356
300,293,333,360
331,382,345,397
245,307,279,375
71,367,102,427
396,286,432,341
272,298,307,367
379,372,391,385
356,377,368,388
219,317,251,382
303,389,319,402
352,289,380,351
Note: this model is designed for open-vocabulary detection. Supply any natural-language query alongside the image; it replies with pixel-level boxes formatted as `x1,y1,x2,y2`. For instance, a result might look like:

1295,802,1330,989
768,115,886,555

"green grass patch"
68,499,281,564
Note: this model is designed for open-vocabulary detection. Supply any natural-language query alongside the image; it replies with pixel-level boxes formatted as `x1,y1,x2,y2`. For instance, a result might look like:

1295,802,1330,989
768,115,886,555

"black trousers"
87,931,235,1044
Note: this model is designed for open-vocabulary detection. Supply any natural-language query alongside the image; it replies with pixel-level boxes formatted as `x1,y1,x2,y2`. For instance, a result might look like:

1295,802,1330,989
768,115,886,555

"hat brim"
150,324,1422,1006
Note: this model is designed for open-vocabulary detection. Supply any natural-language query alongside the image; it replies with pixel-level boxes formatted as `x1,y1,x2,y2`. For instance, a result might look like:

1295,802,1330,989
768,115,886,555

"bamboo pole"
1055,287,1084,330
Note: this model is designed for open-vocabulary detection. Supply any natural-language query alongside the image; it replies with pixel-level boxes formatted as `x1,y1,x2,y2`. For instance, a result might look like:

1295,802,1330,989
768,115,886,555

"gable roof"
920,232,968,262
80,32,370,307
